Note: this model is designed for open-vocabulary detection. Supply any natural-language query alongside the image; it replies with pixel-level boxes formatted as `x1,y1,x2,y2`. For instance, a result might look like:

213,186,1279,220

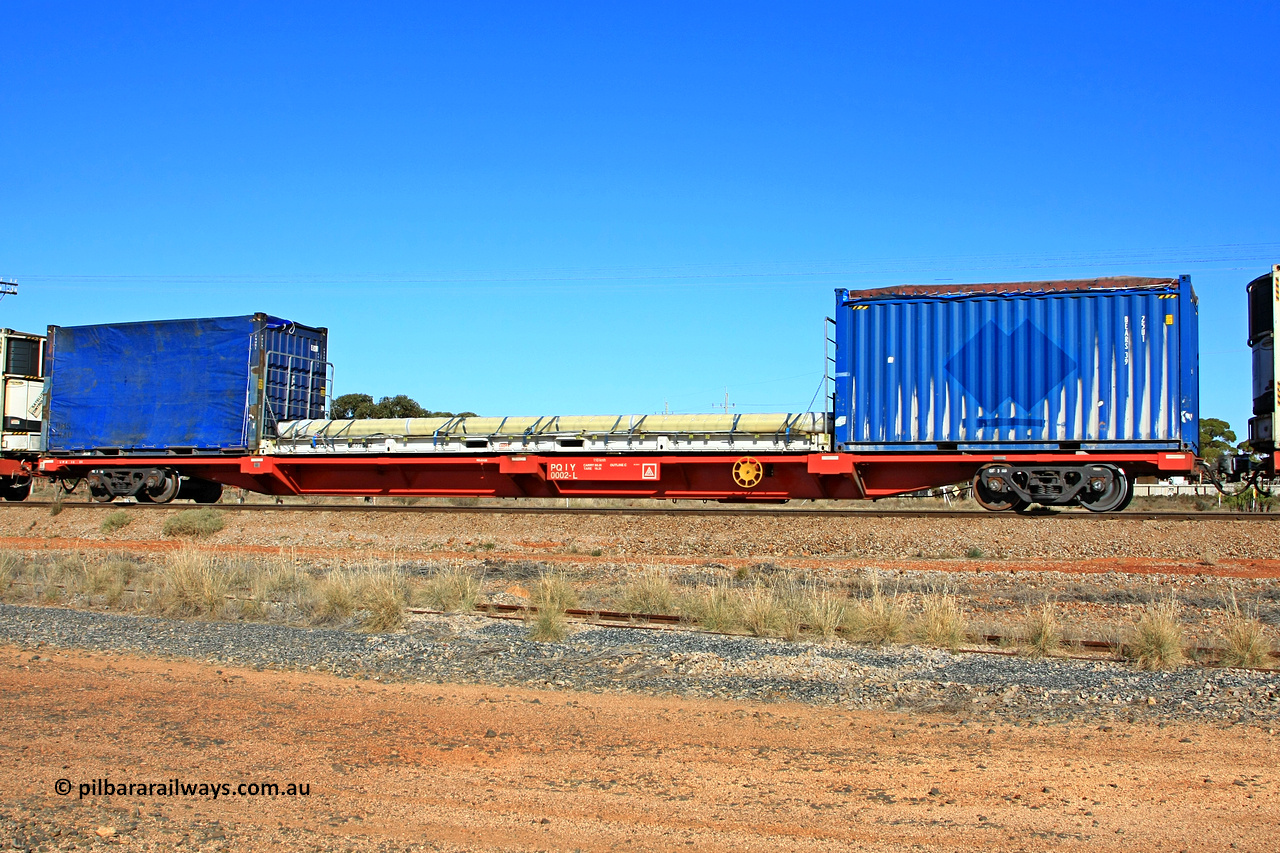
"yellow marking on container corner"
1165,315,1174,325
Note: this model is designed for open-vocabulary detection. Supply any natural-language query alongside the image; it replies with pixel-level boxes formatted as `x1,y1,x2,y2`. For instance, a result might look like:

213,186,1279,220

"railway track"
8,574,1277,669
5,499,1276,521
465,603,1279,664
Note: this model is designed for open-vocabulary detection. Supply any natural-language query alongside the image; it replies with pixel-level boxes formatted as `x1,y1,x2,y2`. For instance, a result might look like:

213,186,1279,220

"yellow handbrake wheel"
732,456,763,489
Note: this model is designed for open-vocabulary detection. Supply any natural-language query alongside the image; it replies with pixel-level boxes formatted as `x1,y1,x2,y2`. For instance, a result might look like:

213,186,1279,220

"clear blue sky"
2,2,1277,436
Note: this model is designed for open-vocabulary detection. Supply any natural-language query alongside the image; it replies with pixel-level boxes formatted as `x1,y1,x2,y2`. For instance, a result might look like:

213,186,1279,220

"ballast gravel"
2,603,1276,725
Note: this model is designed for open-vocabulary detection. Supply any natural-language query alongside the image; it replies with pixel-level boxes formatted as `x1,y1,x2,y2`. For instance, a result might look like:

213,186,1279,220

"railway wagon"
36,275,1204,510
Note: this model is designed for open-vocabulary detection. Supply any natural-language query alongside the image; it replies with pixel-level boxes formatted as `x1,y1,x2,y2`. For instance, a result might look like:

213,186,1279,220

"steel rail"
4,500,1277,521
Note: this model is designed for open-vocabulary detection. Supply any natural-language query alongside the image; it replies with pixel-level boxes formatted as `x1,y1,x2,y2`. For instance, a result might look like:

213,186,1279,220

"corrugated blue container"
45,314,329,453
832,277,1199,453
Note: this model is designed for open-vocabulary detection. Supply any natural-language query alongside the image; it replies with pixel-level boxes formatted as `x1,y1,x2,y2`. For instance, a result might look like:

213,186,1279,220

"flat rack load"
271,413,830,455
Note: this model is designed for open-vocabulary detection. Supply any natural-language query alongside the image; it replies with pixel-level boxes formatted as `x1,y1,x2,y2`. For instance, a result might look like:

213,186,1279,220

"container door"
3,378,44,432
248,318,332,447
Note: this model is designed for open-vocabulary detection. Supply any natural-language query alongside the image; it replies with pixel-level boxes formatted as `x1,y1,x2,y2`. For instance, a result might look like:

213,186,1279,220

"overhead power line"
13,242,1280,289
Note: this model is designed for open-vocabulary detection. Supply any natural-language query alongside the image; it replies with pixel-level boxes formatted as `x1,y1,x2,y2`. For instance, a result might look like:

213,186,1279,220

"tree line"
331,393,476,420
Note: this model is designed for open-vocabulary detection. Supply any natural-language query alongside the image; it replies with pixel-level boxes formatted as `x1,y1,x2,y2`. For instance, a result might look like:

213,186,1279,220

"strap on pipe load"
277,412,829,441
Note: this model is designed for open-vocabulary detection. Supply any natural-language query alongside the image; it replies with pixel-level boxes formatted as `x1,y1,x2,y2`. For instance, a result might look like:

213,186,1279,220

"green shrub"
162,509,225,538
100,511,132,535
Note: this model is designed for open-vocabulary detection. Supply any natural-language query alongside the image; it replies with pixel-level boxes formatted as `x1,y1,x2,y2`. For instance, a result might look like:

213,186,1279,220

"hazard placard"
546,459,662,481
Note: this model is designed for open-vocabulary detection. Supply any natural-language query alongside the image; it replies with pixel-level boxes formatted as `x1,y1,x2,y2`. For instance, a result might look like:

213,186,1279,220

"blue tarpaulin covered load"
832,277,1200,453
45,314,329,453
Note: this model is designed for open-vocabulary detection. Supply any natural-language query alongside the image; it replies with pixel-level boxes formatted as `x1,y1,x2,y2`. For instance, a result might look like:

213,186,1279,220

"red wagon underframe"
38,451,1199,502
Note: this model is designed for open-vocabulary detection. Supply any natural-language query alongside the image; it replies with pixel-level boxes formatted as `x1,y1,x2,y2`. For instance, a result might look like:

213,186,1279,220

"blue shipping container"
832,277,1199,453
45,314,329,453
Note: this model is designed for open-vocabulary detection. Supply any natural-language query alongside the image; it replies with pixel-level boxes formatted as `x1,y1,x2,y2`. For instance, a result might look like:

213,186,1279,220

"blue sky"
2,2,1277,435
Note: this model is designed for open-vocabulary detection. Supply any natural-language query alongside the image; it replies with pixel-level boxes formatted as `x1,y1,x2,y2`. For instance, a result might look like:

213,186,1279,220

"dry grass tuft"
420,566,483,613
357,568,406,632
802,588,847,641
526,572,577,642
1125,597,1185,671
526,606,569,642
684,582,741,633
1021,601,1062,658
532,572,578,613
0,551,21,589
155,546,228,616
309,570,357,626
847,579,907,645
620,570,678,615
162,509,225,538
740,584,783,637
1219,593,1273,669
1221,616,1273,668
82,558,134,605
918,593,967,651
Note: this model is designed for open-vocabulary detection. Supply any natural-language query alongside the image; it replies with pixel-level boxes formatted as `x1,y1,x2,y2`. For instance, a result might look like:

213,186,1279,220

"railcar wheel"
142,470,180,504
1079,466,1129,513
1113,471,1135,512
2,480,31,502
732,457,763,489
971,471,1018,511
179,477,224,504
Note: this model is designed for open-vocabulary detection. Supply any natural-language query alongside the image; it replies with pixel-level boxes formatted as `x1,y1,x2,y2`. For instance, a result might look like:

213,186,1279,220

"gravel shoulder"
3,602,1277,724
4,505,1280,569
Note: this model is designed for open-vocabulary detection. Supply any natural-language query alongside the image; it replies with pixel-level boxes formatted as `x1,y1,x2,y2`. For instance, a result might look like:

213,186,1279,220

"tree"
1199,418,1236,465
331,393,378,419
330,393,475,420
375,394,427,418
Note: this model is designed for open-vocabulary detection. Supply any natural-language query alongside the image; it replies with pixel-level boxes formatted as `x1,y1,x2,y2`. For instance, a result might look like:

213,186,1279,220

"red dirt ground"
3,647,1276,852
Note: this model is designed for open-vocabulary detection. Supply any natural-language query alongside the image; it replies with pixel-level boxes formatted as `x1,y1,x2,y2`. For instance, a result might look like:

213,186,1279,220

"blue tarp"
46,316,260,452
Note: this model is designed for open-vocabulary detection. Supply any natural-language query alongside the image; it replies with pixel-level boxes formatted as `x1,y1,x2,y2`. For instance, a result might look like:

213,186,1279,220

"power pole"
0,278,17,298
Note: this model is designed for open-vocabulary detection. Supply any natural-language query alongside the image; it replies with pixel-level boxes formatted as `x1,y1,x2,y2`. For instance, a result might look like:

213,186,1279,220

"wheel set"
972,463,1134,513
